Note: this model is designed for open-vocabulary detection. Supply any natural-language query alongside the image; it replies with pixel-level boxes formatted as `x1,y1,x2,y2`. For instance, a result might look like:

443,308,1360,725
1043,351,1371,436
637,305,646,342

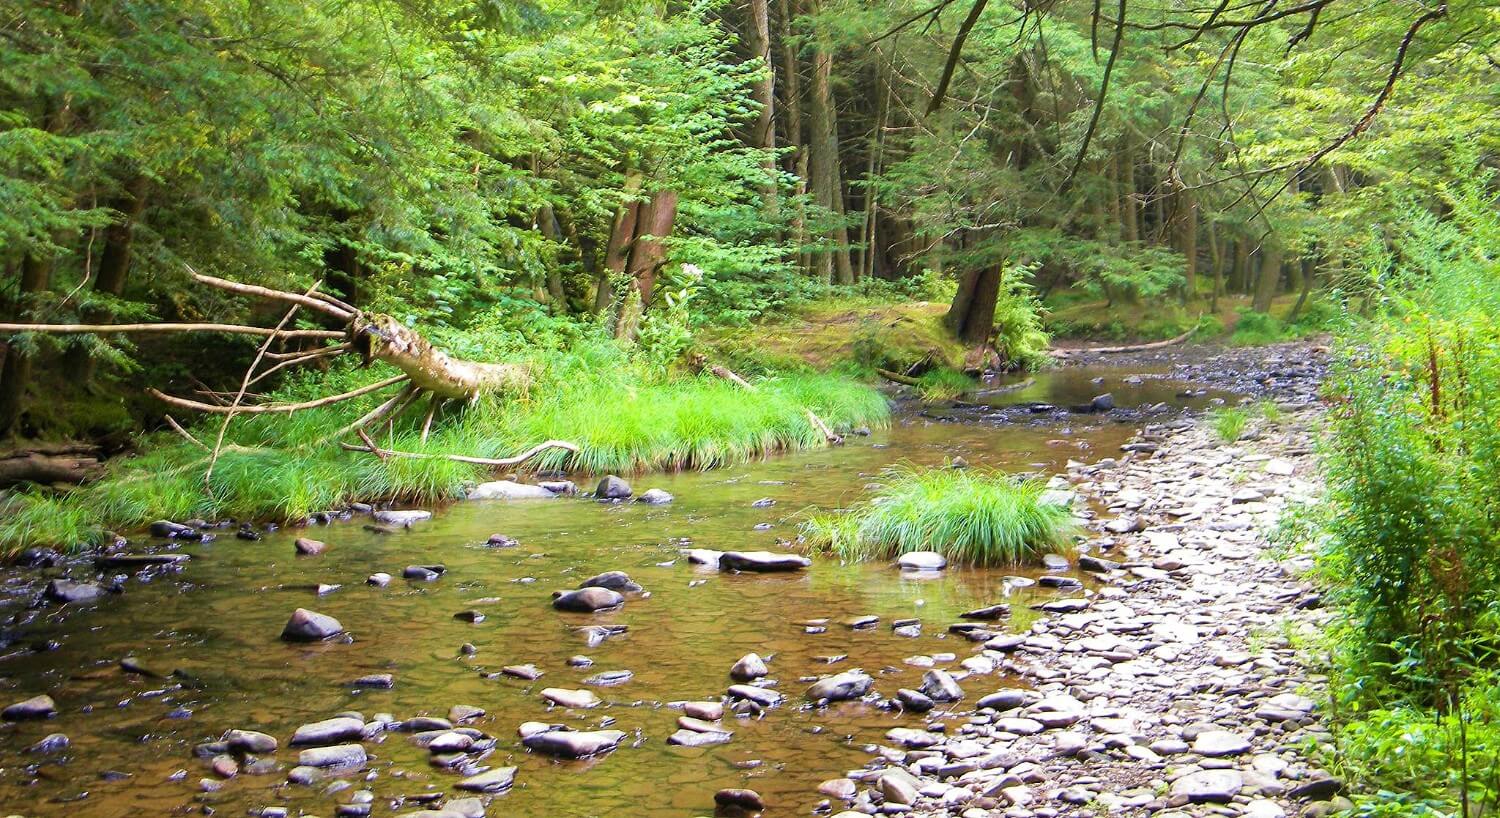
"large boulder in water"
719,551,811,572
290,717,364,746
466,480,557,501
456,766,517,792
806,671,873,703
372,509,431,525
2,694,56,721
896,551,947,571
595,475,632,499
729,653,769,682
281,608,344,641
45,579,106,604
521,728,626,758
552,587,624,612
636,488,673,504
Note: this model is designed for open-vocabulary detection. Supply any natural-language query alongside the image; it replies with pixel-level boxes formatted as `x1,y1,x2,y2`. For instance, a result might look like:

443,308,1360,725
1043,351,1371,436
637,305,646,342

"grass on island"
799,464,1078,567
0,340,889,555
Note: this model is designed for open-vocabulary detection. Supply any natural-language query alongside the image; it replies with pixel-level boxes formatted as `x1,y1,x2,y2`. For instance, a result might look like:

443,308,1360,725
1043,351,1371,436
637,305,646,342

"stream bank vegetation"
1307,177,1500,817
800,464,1077,567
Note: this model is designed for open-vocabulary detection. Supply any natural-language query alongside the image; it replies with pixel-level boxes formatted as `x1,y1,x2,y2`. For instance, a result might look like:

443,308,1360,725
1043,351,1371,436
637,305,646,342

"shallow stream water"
0,366,1239,818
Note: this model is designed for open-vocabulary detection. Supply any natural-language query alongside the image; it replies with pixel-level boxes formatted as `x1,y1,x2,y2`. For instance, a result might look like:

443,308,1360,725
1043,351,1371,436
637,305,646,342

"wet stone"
718,551,811,572
281,608,344,641
541,688,601,709
552,587,624,613
595,475,632,499
582,670,634,687
46,579,107,604
668,728,732,747
27,732,69,754
806,671,873,703
224,729,278,754
3,694,56,721
294,538,326,556
521,728,626,758
350,674,394,689
579,571,643,593
291,717,364,746
296,744,367,769
730,653,769,682
456,766,517,793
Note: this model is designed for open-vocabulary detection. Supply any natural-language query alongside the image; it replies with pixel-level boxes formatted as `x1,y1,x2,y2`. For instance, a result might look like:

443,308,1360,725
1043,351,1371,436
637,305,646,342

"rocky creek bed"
0,343,1332,818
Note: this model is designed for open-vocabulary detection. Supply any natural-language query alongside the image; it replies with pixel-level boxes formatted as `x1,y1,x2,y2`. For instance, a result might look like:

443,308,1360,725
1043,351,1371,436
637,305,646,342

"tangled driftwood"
0,269,561,471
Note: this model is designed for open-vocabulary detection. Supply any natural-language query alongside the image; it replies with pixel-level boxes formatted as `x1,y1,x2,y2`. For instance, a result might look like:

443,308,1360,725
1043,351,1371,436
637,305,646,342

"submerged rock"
371,509,431,525
294,538,326,556
919,669,963,702
466,480,556,501
541,688,601,709
715,789,765,811
290,717,364,746
456,766,517,793
806,671,872,703
579,571,643,593
3,695,56,721
637,488,674,504
718,551,811,572
667,728,731,747
296,744,367,769
552,587,624,612
521,728,626,758
45,579,107,604
485,533,519,547
281,609,344,641
224,729,278,754
26,733,69,754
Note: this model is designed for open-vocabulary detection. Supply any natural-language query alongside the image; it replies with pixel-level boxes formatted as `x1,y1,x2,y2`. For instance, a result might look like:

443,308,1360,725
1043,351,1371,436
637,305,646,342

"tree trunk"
746,0,778,215
536,202,567,308
626,189,679,307
946,266,1002,346
1252,242,1283,313
1287,258,1316,323
1207,221,1223,312
596,173,643,314
67,178,150,382
1175,186,1197,302
1120,137,1138,243
861,50,890,281
0,254,54,437
807,11,853,284
1232,238,1249,295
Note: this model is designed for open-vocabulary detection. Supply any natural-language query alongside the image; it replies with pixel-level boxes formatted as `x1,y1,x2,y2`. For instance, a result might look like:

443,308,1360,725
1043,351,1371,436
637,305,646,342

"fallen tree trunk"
0,450,103,487
352,314,529,400
1049,326,1196,357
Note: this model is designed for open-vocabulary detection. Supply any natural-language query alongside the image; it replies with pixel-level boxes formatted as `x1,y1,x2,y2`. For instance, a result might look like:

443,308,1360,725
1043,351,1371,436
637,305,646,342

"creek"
0,364,1239,817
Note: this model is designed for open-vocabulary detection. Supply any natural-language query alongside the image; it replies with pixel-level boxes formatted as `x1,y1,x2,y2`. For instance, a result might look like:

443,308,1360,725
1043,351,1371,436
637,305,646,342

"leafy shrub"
800,464,1077,566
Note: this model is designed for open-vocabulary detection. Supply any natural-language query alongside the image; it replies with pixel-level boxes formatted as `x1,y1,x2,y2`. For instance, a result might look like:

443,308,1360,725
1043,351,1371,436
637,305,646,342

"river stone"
583,670,633,687
730,652,769,682
579,571,643,593
150,519,193,538
637,488,674,504
896,688,935,712
1078,554,1119,572
886,727,942,748
820,778,858,800
1194,730,1252,757
684,701,724,720
879,771,920,805
426,731,474,753
897,551,947,570
1288,776,1344,801
552,587,624,612
211,754,239,778
224,729,278,754
687,548,723,565
1257,692,1316,721
522,728,626,758
27,732,69,754
718,551,811,572
290,717,364,746
1091,393,1115,411
961,603,1010,620
281,608,344,641
403,564,446,580
350,674,393,688
978,689,1030,711
372,509,431,525
366,573,391,587
1171,770,1243,803
595,475,632,499
486,533,519,547
94,553,189,568
294,538,326,556
806,671,873,703
297,744,367,769
501,664,542,680
667,728,732,747
920,669,964,702
677,715,726,734
4,694,56,721
455,766,517,793
714,789,765,811
46,579,106,604
541,688,600,709
996,717,1045,736
467,480,556,500
727,684,782,707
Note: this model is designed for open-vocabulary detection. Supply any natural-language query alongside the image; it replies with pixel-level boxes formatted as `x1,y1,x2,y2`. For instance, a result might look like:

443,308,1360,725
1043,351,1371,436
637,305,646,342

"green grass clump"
800,464,1077,567
915,368,977,401
1209,406,1250,442
0,338,889,556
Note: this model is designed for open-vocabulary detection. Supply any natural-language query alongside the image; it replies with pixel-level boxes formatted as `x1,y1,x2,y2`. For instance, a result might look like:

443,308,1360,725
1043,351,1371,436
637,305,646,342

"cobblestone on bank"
827,400,1341,818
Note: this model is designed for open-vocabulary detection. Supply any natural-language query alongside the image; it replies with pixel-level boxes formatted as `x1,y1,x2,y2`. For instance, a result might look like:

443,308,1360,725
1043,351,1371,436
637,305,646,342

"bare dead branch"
187,266,354,320
149,375,407,415
263,343,349,361
0,322,344,339
163,414,209,450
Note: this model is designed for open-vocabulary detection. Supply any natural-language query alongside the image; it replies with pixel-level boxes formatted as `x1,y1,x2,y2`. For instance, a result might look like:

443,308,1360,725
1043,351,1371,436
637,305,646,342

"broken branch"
149,375,407,415
0,322,343,340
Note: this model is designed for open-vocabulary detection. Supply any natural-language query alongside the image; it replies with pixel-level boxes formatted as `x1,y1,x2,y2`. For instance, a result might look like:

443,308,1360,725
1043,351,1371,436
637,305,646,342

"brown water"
0,367,1235,818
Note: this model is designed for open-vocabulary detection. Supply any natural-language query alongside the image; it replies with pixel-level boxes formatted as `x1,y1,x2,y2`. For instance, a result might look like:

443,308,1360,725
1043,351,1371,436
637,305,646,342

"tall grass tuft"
915,368,977,401
1209,406,1250,442
800,464,1077,567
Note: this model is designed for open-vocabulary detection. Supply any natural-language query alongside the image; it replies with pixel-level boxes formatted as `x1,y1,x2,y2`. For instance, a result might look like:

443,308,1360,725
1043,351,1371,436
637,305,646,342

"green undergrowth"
915,368,978,401
0,338,889,555
799,464,1077,567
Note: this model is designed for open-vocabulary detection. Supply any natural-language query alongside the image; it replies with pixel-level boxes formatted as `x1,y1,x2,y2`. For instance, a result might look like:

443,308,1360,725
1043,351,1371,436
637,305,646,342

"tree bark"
807,10,854,284
625,189,679,308
745,0,778,214
1252,242,1283,313
1120,137,1139,243
1232,238,1249,295
597,173,643,314
0,254,54,437
946,266,1003,346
